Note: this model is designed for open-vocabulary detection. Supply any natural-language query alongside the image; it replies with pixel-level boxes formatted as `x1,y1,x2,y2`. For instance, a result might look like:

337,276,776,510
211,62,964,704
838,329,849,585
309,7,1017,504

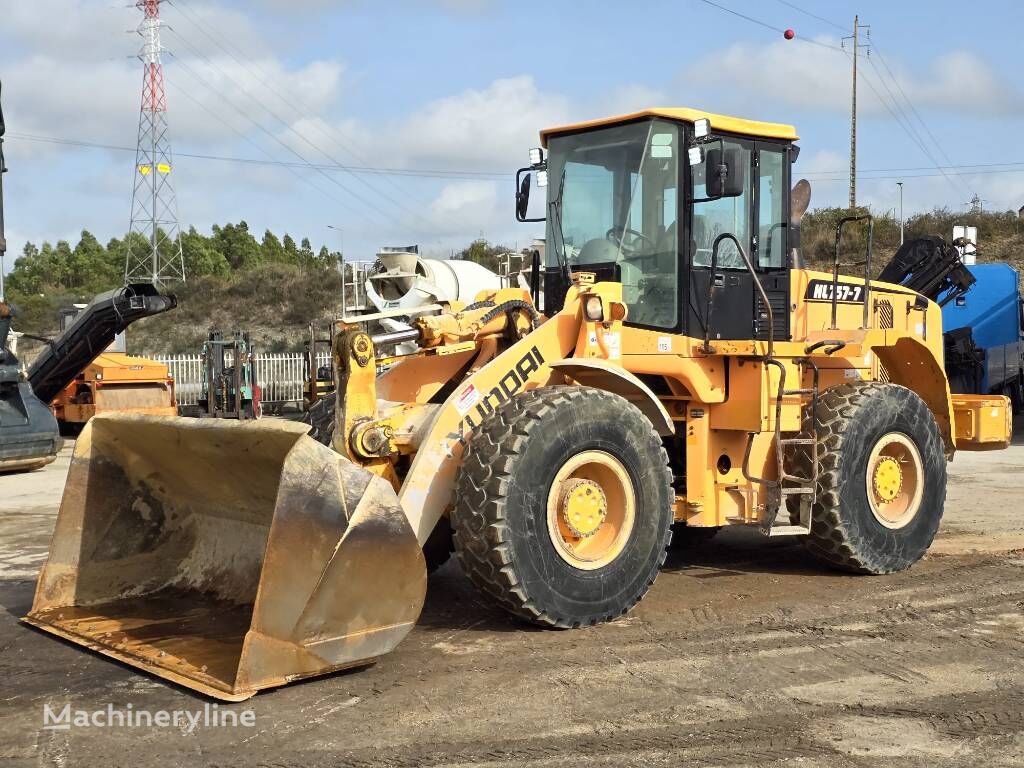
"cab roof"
540,107,799,146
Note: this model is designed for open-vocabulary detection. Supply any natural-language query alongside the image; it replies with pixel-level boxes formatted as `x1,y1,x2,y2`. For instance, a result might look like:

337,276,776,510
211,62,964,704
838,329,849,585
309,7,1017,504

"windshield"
545,119,679,329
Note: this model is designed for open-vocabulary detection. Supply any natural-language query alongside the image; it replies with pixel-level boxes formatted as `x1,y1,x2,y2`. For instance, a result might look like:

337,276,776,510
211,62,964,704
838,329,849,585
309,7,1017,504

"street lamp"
896,182,904,245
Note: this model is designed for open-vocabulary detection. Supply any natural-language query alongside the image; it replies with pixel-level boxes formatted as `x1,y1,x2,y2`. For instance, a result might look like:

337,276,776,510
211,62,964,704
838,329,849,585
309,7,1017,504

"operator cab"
517,108,800,343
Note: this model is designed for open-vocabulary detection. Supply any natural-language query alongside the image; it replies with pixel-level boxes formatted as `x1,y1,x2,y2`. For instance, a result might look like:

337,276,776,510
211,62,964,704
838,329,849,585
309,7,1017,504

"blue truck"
942,263,1024,412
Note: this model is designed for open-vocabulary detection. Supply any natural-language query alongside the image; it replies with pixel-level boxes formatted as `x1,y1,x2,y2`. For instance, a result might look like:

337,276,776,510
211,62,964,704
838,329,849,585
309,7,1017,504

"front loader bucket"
24,414,426,701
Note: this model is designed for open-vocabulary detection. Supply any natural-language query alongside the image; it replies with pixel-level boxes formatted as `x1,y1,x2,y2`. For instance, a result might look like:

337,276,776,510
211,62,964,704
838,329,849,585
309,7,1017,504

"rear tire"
451,386,674,628
797,382,947,574
301,392,337,445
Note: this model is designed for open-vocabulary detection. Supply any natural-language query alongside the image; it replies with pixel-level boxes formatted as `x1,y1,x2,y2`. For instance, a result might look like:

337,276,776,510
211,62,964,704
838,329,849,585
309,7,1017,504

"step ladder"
699,231,848,538
740,355,824,537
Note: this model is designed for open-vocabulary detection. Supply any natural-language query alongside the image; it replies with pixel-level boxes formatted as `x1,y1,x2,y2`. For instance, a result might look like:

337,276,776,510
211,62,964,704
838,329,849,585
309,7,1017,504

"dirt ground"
1,429,1022,767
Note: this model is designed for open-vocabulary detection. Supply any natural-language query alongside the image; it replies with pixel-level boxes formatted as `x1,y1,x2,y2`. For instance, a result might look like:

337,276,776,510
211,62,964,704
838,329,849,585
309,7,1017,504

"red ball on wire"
783,28,796,40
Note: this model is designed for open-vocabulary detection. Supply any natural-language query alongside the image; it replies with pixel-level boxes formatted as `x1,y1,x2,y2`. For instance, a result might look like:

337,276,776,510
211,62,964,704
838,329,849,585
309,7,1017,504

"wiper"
548,166,571,285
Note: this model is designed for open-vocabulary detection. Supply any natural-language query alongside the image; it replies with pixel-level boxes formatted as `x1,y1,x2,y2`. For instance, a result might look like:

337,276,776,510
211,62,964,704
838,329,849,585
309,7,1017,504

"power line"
806,167,1024,181
773,0,969,195
863,53,965,197
168,0,433,210
164,0,432,226
8,131,509,179
693,0,980,203
165,49,395,225
162,72,360,216
696,0,786,33
16,131,1024,186
850,55,964,198
693,0,848,55
772,0,848,33
870,42,969,195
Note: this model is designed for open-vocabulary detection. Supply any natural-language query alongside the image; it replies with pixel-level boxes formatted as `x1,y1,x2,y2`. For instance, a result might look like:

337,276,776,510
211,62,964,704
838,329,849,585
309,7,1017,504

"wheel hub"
560,479,607,538
872,456,903,502
865,432,925,530
545,450,636,571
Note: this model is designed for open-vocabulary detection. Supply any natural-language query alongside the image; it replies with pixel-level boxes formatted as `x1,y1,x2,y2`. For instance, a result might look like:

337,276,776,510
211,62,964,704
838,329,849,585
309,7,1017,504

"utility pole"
125,0,185,287
897,181,904,245
843,16,869,210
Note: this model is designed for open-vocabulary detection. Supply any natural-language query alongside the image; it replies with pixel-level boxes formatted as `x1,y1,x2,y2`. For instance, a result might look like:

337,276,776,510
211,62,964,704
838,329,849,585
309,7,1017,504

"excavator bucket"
24,414,426,701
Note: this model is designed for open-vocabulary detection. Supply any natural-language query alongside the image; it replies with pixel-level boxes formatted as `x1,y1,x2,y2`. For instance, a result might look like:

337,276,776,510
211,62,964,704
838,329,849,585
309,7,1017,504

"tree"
212,221,261,270
7,242,42,294
71,230,117,292
282,234,300,264
53,240,75,288
181,226,229,278
261,230,287,264
455,238,510,274
299,237,315,267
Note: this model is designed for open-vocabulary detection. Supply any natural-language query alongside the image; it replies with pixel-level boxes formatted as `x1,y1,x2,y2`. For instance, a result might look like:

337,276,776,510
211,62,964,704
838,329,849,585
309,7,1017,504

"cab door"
686,138,790,343
752,142,791,342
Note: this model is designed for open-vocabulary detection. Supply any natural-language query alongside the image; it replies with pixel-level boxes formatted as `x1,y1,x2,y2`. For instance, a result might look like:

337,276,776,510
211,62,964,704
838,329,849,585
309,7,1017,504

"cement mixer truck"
302,246,504,442
363,246,505,353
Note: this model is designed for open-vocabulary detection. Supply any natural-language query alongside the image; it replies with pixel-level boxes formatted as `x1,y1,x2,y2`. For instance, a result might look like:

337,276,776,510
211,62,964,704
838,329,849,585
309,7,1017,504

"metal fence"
147,351,332,407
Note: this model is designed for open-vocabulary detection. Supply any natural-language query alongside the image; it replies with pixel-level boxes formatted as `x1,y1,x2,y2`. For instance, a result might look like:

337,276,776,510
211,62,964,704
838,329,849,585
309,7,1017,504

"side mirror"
516,173,531,221
705,148,745,198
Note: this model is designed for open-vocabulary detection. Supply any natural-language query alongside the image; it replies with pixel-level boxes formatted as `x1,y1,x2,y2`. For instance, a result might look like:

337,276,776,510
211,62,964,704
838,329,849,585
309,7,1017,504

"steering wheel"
606,226,653,258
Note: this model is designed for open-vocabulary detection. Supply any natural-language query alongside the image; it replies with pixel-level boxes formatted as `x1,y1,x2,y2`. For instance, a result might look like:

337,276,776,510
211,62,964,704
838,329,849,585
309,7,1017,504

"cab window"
758,147,786,269
545,120,680,329
691,138,752,269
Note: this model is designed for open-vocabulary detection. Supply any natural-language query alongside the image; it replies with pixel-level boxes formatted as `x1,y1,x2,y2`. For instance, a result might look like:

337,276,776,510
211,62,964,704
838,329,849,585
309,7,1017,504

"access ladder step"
783,388,816,396
779,438,815,446
763,524,811,537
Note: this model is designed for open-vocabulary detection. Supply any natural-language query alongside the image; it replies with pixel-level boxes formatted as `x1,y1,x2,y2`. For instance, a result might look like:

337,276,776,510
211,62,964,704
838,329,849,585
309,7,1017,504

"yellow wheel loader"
26,108,1012,700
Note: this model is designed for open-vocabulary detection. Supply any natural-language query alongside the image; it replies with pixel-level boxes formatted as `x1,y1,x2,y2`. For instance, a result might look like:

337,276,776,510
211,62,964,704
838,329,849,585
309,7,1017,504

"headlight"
536,169,549,188
585,295,604,321
529,147,544,166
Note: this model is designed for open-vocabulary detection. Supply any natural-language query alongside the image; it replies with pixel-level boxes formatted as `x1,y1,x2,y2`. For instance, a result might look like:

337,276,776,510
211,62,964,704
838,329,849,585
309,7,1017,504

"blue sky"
2,0,1023,274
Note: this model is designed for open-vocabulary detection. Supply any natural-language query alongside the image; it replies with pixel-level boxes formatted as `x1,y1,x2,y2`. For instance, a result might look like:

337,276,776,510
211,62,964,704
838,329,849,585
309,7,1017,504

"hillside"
5,222,345,357
800,207,1024,278
128,263,344,354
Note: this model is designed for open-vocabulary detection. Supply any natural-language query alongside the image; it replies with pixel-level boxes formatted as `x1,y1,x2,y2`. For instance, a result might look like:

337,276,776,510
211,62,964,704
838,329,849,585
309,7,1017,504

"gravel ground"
1,428,1022,767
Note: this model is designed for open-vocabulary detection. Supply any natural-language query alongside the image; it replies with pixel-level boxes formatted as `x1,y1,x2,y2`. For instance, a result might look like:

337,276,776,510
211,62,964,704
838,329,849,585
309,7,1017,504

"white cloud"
797,148,847,177
683,37,1024,118
383,76,570,170
429,180,497,222
598,84,668,116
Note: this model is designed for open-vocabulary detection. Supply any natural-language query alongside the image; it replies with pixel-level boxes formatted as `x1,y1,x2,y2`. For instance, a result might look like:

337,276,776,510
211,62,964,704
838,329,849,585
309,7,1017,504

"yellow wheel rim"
546,450,635,570
866,432,924,529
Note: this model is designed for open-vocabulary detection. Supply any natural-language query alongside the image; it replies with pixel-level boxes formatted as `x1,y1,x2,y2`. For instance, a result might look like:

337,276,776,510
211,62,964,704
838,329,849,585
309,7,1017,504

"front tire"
800,382,947,574
451,386,674,628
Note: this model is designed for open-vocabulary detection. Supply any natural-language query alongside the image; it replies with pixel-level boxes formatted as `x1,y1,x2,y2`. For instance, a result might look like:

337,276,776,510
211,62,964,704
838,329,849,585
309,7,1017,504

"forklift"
197,330,261,419
302,322,335,409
